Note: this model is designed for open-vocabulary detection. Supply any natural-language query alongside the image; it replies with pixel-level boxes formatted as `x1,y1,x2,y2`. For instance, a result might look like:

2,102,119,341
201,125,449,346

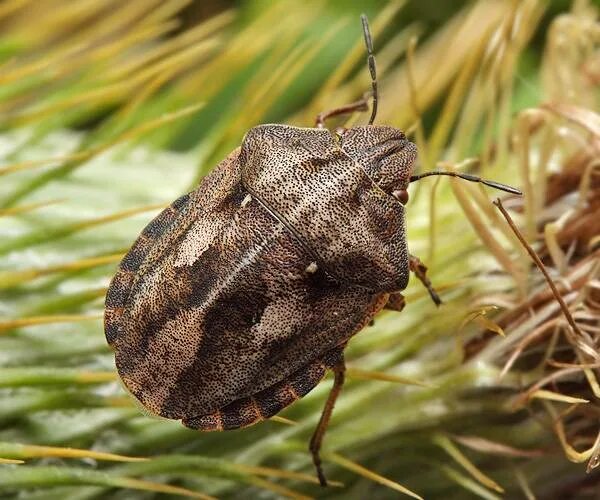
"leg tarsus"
309,356,346,487
409,255,442,306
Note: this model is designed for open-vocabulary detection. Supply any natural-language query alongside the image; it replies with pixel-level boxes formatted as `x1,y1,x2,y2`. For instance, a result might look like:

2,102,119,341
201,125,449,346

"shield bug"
104,14,522,486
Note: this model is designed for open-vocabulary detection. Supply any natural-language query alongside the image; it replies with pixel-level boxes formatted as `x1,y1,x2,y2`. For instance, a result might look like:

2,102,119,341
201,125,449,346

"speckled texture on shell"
105,124,414,428
183,348,345,430
339,125,417,195
242,125,409,292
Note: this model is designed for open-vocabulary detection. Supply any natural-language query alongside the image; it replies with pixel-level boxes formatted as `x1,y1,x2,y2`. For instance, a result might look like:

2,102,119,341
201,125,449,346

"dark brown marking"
120,234,154,272
104,307,123,345
221,398,262,430
255,384,299,418
142,207,178,239
104,267,136,346
321,346,346,368
104,270,134,308
385,292,405,312
290,363,325,397
171,192,191,211
183,410,223,431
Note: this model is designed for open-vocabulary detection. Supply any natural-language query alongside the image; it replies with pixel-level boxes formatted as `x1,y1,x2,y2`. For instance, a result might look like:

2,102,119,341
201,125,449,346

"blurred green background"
154,0,575,150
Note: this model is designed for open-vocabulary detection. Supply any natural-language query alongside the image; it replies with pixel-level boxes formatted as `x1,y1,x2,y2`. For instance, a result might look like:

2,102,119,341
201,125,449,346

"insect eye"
392,189,409,205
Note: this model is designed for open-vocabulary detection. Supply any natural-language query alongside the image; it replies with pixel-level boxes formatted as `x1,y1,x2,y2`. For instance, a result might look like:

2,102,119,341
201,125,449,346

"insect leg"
309,355,346,487
384,292,406,311
315,95,370,129
409,254,442,306
315,14,378,129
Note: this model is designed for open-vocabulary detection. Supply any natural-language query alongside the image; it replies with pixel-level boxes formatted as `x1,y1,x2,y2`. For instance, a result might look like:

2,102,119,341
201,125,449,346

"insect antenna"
361,14,378,125
410,171,522,195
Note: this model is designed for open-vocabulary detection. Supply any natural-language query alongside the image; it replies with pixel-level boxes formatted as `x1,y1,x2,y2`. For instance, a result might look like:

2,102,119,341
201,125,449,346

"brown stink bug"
104,15,521,486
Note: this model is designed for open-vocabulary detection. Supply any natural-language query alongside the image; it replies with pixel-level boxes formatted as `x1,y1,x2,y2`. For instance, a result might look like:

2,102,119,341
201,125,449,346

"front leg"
315,95,370,129
409,254,441,306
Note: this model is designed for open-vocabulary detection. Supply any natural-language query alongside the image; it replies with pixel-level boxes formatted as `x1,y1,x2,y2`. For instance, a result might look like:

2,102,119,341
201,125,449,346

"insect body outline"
104,14,521,487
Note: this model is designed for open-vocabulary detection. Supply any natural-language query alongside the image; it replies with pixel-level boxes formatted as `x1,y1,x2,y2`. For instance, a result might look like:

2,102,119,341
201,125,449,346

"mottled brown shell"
242,125,409,291
104,124,411,428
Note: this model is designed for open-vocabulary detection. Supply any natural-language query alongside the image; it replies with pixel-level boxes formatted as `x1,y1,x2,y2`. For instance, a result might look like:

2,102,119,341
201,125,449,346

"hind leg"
309,353,346,487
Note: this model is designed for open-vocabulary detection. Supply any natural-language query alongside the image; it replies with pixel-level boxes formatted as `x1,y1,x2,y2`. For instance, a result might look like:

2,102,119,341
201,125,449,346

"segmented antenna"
361,14,378,125
409,171,522,195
